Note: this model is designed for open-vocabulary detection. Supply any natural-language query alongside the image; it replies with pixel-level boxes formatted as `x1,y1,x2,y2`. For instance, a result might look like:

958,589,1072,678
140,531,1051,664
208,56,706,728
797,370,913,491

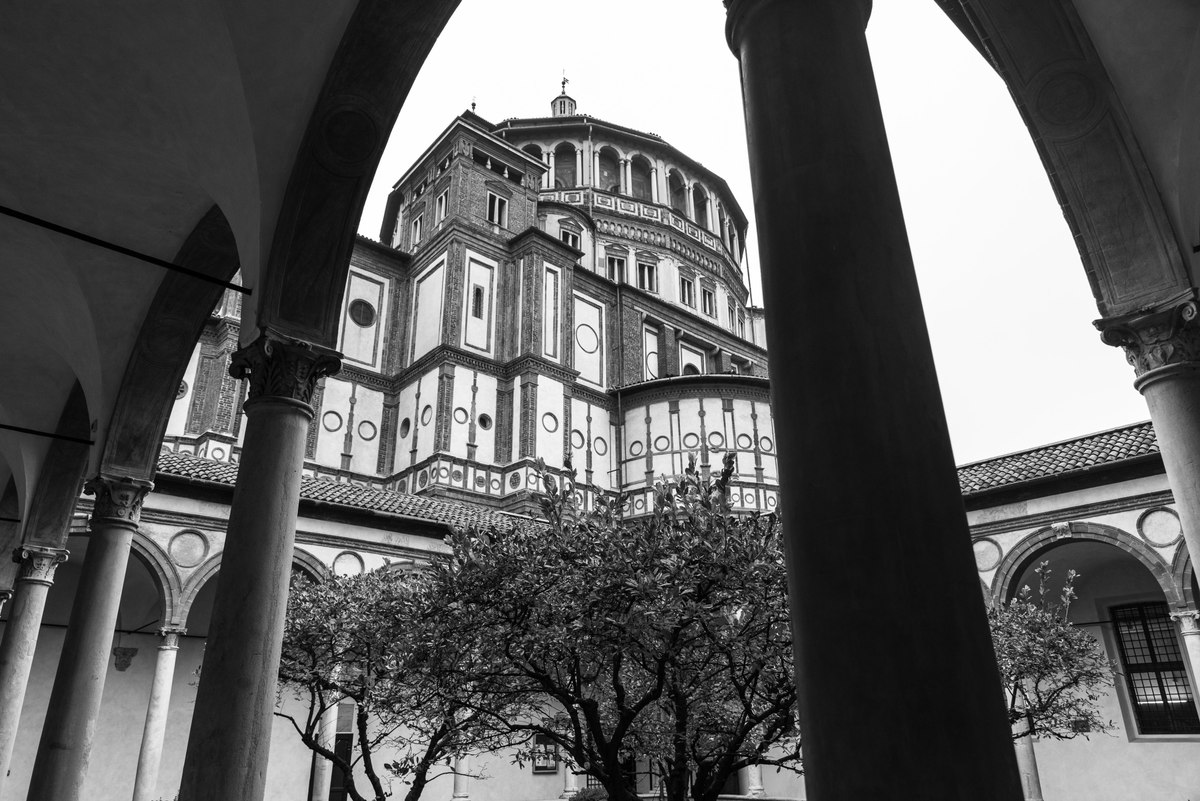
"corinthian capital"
229,329,342,407
85,475,153,525
12,545,69,585
1098,299,1200,380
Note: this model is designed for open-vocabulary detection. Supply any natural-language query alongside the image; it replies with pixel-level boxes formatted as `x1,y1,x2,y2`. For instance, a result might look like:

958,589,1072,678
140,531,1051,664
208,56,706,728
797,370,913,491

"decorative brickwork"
496,378,515,463
306,379,325,458
378,399,398,475
519,372,538,458
435,364,456,452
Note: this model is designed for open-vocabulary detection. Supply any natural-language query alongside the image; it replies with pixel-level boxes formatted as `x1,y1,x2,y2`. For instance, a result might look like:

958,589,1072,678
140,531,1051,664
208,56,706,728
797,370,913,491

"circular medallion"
736,433,753,449
397,480,407,493
348,299,377,328
759,436,774,452
509,473,521,489
419,471,429,487
972,539,1002,572
1036,71,1098,127
635,498,646,511
478,413,493,430
682,432,700,449
452,469,463,482
767,496,778,509
1139,508,1183,547
542,413,559,433
211,447,225,460
593,437,608,456
571,430,586,449
528,474,539,487
575,323,599,354
168,530,208,568
399,418,412,438
439,467,450,479
454,407,469,424
491,478,501,491
333,551,365,577
421,405,433,425
176,381,188,400
654,435,671,452
708,432,725,448
630,440,645,457
358,421,377,441
475,475,487,487
322,411,343,432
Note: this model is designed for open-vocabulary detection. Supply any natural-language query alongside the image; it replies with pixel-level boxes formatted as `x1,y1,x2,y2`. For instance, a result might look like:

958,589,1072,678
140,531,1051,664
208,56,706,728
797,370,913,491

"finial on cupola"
552,73,576,117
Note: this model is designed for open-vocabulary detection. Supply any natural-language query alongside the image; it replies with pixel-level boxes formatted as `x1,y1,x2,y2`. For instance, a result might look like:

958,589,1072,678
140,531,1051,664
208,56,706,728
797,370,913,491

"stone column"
309,704,338,801
724,1,1023,798
131,626,186,801
452,755,470,801
739,764,765,798
575,150,584,189
1012,720,1044,801
561,761,578,798
0,545,68,794
650,167,659,204
1101,302,1200,608
27,476,152,801
548,151,556,189
685,181,695,220
178,331,340,801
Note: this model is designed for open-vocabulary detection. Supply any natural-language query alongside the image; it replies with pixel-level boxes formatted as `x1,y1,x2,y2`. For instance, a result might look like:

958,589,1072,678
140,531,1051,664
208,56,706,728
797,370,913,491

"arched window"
522,144,543,161
693,185,709,229
668,170,686,214
597,147,621,193
554,143,577,188
630,156,652,201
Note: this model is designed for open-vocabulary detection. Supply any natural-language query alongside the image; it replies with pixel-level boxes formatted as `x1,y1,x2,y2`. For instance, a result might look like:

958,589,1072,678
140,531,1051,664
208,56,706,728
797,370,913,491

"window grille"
1111,602,1200,734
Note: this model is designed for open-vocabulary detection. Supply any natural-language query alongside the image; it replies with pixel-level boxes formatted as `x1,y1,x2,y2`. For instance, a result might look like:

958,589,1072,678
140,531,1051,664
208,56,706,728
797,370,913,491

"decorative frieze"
1098,299,1200,380
229,330,342,407
85,476,153,526
12,545,69,586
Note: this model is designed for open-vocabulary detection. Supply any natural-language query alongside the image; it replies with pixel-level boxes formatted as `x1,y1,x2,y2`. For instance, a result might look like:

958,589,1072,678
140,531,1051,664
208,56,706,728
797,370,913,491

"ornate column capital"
0,588,11,612
229,329,341,410
1097,297,1200,385
12,545,69,586
1170,608,1200,635
85,475,153,526
159,626,186,649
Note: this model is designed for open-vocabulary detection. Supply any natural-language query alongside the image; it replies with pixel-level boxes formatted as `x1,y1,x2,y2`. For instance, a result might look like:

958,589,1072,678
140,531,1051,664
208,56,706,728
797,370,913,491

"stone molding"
1170,609,1200,635
85,475,154,526
229,329,342,407
159,627,187,649
12,545,69,586
1098,298,1200,381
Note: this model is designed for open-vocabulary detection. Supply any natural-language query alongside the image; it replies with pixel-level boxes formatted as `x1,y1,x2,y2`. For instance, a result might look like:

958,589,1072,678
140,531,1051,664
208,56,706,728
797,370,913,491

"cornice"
968,489,1175,539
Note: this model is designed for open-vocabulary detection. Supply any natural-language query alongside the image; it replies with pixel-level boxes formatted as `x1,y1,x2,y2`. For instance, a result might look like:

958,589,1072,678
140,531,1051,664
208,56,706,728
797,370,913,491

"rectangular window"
728,299,737,332
637,262,657,293
1112,602,1200,734
532,734,559,773
560,229,580,249
435,191,447,223
679,276,695,308
737,311,747,339
471,284,485,319
329,702,355,801
487,192,508,227
606,256,626,283
410,214,422,247
701,287,715,317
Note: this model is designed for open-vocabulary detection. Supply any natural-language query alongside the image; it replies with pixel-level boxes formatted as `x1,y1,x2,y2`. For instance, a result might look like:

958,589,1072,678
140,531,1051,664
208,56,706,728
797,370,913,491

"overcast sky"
357,0,1150,465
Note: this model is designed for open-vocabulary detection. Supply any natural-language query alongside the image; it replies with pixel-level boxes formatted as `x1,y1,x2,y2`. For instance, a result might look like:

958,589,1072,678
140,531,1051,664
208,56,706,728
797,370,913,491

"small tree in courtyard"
989,561,1115,742
424,455,801,801
277,569,513,801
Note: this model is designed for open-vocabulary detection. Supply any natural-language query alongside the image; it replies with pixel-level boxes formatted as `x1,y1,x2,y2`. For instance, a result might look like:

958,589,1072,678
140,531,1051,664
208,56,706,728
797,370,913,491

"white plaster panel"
471,372,498,466
410,257,446,362
537,378,565,468
315,377,352,466
348,385,383,475
410,367,441,465
543,263,561,361
164,347,199,437
462,253,496,355
572,293,604,386
338,269,389,370
642,324,659,379
394,381,420,470
449,371,474,456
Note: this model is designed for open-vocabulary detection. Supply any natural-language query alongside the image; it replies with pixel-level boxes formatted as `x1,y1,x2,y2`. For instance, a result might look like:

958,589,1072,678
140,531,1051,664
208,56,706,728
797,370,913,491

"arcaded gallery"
1,2,1200,801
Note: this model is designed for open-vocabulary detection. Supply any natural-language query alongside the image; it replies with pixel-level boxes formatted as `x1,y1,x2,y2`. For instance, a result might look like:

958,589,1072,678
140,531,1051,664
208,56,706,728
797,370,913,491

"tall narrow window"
701,287,715,317
637,262,657,293
471,285,485,319
1112,602,1200,734
606,256,626,283
554,144,577,188
728,300,737,332
486,193,508,227
435,191,447,223
560,229,580,249
737,311,747,339
630,156,653,201
410,214,422,247
679,276,695,308
329,702,355,801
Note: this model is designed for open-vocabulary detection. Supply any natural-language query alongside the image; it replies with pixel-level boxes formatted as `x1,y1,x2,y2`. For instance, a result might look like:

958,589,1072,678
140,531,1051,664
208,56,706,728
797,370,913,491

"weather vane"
561,71,569,94
471,96,476,113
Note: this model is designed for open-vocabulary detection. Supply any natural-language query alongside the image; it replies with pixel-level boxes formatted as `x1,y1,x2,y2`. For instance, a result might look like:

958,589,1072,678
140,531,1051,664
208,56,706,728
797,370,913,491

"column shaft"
739,764,765,798
131,629,184,801
1013,730,1043,801
561,761,578,798
28,477,149,801
309,703,337,801
726,0,1022,797
452,755,470,800
178,333,339,801
0,547,67,796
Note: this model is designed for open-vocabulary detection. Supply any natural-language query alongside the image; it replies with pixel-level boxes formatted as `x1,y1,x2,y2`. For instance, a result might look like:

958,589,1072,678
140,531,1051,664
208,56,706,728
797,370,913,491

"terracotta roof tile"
155,451,526,531
956,421,1157,495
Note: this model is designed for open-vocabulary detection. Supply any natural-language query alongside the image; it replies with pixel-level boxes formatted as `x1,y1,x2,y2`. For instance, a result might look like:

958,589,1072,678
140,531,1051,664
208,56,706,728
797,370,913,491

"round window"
348,299,377,327
478,413,493,430
399,418,412,438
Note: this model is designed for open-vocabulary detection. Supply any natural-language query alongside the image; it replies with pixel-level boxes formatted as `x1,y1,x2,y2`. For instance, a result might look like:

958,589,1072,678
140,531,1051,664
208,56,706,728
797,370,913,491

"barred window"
1111,602,1200,734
